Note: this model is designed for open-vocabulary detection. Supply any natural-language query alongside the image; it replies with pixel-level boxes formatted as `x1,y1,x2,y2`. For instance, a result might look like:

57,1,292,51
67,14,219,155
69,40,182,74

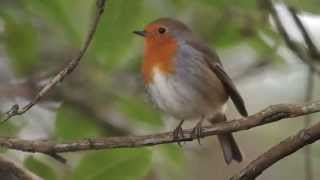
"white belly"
147,68,224,120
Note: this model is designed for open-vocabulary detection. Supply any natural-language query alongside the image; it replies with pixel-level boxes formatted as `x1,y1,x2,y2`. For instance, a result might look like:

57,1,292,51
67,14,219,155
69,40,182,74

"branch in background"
288,7,320,59
0,101,319,162
1,0,107,122
0,80,131,136
59,89,131,135
303,70,314,180
264,0,320,75
231,119,320,180
0,156,40,180
268,2,320,180
292,6,318,178
233,58,272,82
233,1,320,179
286,6,318,180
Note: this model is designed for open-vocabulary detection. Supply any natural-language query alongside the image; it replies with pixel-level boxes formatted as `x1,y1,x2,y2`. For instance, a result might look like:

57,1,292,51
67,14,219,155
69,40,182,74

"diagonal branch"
0,101,319,161
231,118,320,180
288,7,320,59
1,0,107,122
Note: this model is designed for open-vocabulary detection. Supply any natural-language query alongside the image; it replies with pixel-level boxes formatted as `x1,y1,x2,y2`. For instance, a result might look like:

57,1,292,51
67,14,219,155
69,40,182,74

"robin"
134,18,248,164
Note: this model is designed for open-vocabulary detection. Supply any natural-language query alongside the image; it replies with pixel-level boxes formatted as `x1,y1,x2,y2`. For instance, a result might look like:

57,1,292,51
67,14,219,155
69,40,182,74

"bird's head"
134,18,192,84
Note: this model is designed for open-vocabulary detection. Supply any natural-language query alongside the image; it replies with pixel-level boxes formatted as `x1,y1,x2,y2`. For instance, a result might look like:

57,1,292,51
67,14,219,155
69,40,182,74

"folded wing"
187,40,248,117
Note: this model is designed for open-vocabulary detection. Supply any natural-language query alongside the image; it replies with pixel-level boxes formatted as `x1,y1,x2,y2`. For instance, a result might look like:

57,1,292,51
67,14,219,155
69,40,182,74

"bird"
134,18,248,164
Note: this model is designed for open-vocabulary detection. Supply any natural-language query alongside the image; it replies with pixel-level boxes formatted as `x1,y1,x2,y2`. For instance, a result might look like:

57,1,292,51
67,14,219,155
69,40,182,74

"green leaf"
0,121,19,136
193,0,257,9
188,4,257,48
159,144,185,168
24,156,57,180
1,11,39,76
55,104,103,140
71,148,152,180
0,122,20,153
116,96,163,128
23,0,84,44
212,23,244,47
91,0,144,70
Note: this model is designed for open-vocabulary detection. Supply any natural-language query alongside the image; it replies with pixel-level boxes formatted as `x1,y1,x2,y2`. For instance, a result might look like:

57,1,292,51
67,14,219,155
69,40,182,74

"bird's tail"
210,114,243,164
217,133,242,164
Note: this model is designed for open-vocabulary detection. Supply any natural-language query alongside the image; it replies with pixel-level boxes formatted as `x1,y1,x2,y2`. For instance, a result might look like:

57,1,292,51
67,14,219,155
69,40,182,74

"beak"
133,30,147,37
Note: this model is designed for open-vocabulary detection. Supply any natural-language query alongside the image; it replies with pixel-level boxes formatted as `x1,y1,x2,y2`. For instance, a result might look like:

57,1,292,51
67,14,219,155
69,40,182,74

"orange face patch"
142,24,178,84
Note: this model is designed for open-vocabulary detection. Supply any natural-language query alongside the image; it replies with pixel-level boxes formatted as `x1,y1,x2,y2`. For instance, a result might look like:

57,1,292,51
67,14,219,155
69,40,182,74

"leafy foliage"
24,0,84,44
55,104,104,140
1,0,320,179
159,145,185,168
71,149,152,180
1,10,39,76
91,0,144,69
116,96,163,128
24,156,57,180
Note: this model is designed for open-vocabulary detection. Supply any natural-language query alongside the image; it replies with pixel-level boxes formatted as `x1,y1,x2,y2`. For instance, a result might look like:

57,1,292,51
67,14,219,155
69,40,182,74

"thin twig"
1,0,107,122
265,0,320,75
0,101,319,162
288,7,320,59
230,118,320,180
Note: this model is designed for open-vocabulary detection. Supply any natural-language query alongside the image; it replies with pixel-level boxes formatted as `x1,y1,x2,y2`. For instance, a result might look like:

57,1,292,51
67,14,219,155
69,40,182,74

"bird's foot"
173,120,185,146
191,120,204,145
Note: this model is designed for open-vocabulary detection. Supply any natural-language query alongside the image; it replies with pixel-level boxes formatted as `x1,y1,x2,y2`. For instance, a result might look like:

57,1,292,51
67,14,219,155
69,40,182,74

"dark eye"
158,27,166,34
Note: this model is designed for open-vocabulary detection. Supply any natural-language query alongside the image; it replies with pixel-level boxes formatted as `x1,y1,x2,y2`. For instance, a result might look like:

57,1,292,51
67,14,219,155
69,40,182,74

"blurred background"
0,0,319,179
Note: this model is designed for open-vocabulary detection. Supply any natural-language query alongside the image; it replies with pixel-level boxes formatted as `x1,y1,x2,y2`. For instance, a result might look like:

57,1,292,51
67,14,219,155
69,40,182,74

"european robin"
134,18,248,164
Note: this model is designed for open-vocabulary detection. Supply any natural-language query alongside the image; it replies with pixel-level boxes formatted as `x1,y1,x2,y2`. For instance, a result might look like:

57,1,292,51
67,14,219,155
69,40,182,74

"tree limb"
287,6,318,180
0,101,319,161
1,0,107,122
231,118,320,180
255,1,320,180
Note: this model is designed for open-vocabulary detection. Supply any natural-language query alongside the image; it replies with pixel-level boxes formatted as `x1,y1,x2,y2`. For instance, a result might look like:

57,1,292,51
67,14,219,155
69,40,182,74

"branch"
288,7,320,59
261,1,320,180
289,6,318,179
302,61,315,180
0,156,41,180
264,0,320,75
1,0,107,122
231,119,320,180
0,101,319,160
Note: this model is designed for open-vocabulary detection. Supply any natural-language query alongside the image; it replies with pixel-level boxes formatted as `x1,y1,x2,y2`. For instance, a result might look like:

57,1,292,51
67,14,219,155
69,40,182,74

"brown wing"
210,63,248,116
187,40,248,117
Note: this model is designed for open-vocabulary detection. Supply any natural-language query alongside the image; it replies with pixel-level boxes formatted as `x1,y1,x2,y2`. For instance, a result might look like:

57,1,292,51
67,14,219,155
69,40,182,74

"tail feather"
217,134,242,164
211,114,243,164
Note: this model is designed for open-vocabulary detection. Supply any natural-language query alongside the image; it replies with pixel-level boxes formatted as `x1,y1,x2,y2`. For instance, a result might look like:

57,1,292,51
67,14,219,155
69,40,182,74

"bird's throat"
143,39,178,84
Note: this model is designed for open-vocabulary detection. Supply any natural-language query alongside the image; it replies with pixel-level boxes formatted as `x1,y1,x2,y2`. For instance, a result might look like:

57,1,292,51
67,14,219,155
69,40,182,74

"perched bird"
134,18,248,164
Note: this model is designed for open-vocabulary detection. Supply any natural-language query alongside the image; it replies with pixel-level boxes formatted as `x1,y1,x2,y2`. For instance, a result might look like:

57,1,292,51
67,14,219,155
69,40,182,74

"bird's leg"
191,118,204,145
173,119,185,145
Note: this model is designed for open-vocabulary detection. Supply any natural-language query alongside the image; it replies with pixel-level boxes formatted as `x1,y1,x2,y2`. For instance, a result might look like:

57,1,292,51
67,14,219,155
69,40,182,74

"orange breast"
143,36,178,84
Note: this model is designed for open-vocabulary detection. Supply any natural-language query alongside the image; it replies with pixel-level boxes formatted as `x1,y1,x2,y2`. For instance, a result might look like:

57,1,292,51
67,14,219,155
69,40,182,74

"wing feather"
186,40,248,116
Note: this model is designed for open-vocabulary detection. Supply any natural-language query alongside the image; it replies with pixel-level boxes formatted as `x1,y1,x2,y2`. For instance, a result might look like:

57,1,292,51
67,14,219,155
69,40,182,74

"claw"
191,119,204,145
173,120,185,146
